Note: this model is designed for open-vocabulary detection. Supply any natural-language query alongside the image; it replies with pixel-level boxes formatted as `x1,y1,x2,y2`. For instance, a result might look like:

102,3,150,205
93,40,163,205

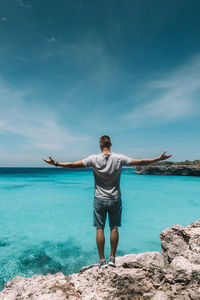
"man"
43,135,171,268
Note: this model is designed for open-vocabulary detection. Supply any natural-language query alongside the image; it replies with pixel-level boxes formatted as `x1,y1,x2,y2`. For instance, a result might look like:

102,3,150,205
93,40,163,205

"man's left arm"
130,151,172,166
43,157,85,168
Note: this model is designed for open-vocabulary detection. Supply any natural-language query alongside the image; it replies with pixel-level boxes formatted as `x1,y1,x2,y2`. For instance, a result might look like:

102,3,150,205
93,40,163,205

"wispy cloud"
1,17,7,22
123,53,200,127
43,36,106,68
0,78,88,152
16,0,32,9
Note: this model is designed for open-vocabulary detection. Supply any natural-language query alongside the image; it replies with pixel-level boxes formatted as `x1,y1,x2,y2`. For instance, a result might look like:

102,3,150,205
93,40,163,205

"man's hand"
43,156,56,166
159,151,172,161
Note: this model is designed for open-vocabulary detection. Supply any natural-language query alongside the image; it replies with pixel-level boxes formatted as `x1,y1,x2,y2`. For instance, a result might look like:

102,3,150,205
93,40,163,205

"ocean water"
0,167,200,290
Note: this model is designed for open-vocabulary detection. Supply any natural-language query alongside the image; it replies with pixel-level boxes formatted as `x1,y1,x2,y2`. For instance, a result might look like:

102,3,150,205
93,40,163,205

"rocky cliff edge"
1,220,200,299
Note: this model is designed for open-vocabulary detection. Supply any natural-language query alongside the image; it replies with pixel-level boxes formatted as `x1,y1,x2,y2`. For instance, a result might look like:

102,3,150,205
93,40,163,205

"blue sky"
0,0,200,166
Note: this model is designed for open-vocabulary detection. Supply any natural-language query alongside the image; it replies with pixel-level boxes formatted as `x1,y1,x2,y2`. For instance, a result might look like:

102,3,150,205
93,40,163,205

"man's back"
43,134,172,266
83,153,131,200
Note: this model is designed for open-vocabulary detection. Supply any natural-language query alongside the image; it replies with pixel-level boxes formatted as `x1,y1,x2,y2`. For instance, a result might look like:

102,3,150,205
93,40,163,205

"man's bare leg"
110,227,119,257
96,228,105,260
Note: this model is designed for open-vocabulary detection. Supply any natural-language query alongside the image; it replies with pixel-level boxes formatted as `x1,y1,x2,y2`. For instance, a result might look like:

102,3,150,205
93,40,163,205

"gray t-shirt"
82,153,132,200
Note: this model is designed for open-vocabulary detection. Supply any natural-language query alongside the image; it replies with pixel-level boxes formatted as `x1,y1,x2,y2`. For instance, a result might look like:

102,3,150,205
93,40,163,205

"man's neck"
101,147,111,154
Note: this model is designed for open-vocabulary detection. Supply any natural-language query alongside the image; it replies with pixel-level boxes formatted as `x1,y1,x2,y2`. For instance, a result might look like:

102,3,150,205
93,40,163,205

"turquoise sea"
0,167,200,290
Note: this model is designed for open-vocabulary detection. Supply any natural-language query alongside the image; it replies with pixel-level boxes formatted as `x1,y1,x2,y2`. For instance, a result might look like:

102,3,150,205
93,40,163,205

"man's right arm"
130,151,172,166
43,157,85,168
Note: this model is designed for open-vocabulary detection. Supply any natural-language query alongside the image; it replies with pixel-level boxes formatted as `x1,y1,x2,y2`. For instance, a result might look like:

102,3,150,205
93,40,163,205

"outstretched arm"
130,151,172,166
43,157,85,169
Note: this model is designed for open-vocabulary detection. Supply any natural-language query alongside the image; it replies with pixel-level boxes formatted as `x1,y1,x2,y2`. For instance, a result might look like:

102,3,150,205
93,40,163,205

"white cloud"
45,37,56,43
16,0,32,9
123,53,200,127
0,78,88,152
1,17,7,22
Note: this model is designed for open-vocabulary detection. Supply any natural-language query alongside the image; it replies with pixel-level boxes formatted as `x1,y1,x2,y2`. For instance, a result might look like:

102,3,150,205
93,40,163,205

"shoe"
108,256,116,267
99,258,107,268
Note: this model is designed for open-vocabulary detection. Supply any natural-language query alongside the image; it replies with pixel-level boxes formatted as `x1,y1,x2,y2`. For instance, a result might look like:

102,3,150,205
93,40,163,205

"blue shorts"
93,197,122,229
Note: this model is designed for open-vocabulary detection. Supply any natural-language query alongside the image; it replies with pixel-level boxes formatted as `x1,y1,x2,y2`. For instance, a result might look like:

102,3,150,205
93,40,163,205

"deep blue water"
0,167,200,290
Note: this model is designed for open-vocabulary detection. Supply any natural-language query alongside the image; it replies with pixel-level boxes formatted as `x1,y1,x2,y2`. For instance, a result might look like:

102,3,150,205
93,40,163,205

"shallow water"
0,167,200,290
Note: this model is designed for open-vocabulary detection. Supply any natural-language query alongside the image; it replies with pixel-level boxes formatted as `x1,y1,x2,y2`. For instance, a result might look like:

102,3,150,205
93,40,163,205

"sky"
0,0,200,166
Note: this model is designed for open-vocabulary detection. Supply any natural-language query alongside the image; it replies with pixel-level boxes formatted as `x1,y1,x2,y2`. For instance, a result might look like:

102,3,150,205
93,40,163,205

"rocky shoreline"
1,220,200,299
134,164,200,176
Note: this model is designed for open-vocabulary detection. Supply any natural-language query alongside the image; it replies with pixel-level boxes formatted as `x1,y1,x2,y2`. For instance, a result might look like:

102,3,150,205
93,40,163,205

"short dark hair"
99,135,112,148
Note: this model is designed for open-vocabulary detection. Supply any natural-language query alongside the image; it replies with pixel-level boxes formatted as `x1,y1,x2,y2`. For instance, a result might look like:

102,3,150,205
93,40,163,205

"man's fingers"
165,154,172,158
159,151,172,160
49,156,56,162
162,154,172,160
43,158,51,163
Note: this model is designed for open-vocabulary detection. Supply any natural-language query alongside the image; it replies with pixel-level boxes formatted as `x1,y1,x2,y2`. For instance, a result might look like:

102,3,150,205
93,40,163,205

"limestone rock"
0,273,80,300
160,220,200,272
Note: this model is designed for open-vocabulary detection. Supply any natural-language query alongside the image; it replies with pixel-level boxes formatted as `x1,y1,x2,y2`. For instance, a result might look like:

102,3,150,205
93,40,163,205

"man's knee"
110,227,118,232
97,227,104,231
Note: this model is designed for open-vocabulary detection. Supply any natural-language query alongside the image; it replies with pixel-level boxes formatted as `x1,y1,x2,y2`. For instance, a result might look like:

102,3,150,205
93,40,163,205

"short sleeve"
119,154,132,167
82,155,95,168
